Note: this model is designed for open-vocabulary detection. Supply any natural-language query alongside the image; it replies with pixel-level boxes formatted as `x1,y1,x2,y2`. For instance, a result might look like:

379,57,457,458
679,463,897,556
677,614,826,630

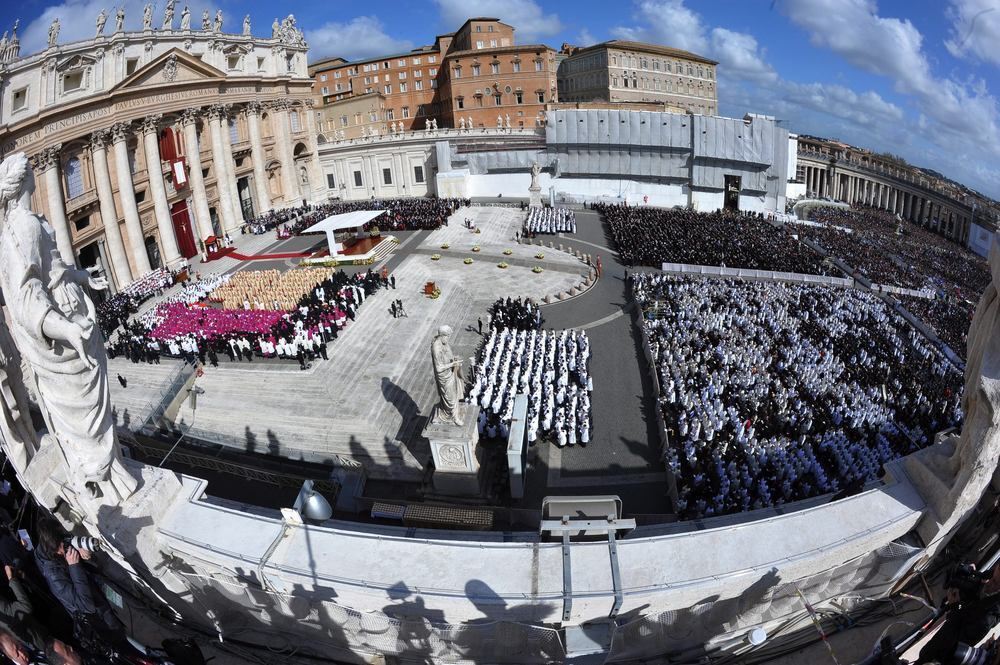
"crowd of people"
107,268,387,369
95,267,176,334
597,204,830,274
523,207,576,235
468,328,593,447
486,297,542,332
260,197,470,238
901,295,974,357
631,273,964,519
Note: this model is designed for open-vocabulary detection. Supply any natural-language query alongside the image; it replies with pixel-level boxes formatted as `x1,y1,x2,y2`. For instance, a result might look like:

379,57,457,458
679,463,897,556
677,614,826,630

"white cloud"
710,28,777,84
945,0,1000,66
433,0,562,43
305,16,413,62
577,28,596,47
611,0,708,53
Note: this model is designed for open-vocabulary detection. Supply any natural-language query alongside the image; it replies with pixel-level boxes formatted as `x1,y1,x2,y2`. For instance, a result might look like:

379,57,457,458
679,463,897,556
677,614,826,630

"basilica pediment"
111,48,225,92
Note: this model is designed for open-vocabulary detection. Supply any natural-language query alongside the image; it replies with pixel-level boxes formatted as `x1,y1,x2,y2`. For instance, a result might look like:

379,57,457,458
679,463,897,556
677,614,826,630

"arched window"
65,157,84,199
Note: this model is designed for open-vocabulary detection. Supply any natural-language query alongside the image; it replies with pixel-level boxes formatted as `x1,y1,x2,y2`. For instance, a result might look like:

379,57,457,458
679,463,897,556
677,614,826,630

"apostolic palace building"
0,12,322,291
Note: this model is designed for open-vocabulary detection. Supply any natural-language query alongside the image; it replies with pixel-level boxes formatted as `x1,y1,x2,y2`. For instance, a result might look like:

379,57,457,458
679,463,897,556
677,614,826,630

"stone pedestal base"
424,403,482,496
528,185,543,208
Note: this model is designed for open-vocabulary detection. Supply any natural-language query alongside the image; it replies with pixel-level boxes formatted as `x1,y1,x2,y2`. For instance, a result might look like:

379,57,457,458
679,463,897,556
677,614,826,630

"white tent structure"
300,210,387,256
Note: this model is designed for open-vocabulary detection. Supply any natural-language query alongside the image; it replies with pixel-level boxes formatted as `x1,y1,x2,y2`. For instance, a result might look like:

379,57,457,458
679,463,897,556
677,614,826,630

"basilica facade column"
32,145,75,266
270,101,300,205
206,105,240,233
139,114,182,267
110,122,152,275
179,109,215,242
244,102,272,213
89,130,133,287
301,100,323,202
218,105,244,222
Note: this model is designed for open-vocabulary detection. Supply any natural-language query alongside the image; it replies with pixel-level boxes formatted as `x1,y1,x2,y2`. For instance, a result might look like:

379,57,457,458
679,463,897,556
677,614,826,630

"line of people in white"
524,207,576,235
468,328,593,446
632,273,964,519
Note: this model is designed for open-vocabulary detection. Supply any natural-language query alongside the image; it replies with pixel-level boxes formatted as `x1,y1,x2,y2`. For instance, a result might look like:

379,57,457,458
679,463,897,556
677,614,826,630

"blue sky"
3,0,999,199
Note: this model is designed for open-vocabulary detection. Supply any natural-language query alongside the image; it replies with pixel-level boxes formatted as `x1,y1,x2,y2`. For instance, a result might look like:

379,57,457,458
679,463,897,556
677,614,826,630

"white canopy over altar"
300,210,387,255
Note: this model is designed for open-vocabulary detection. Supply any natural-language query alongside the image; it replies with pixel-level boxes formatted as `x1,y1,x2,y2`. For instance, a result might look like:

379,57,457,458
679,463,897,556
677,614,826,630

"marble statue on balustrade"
142,4,153,30
272,17,280,38
0,153,137,505
47,18,59,47
459,117,466,130
201,10,210,31
95,9,107,37
214,10,223,33
906,229,1000,551
242,14,251,36
115,8,125,32
529,162,543,207
431,326,466,427
162,0,175,29
180,6,190,31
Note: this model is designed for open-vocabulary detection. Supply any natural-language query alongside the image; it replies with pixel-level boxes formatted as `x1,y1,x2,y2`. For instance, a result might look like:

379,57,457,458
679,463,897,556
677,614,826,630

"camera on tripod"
64,535,100,552
946,564,992,602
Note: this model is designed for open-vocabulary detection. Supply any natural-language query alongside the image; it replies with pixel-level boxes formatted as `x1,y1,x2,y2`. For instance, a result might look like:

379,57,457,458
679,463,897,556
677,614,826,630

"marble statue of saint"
271,17,280,38
180,6,190,31
530,162,541,189
47,18,60,47
142,3,153,30
459,117,466,130
242,14,251,36
0,312,40,475
431,326,465,426
95,9,107,37
467,116,473,130
213,9,223,33
0,153,136,502
115,8,125,32
496,115,503,128
505,114,511,129
162,0,175,30
904,230,1000,558
432,119,438,130
201,9,210,31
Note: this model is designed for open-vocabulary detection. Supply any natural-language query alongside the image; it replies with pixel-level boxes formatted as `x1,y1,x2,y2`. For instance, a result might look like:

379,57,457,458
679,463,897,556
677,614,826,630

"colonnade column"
139,114,182,267
31,145,75,266
218,105,243,222
206,105,240,233
179,109,215,242
89,130,133,287
110,122,152,275
244,102,272,213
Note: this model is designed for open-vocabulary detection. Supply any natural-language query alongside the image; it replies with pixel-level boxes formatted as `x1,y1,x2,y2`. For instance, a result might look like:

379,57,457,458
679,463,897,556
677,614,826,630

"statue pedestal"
424,403,483,496
528,185,543,208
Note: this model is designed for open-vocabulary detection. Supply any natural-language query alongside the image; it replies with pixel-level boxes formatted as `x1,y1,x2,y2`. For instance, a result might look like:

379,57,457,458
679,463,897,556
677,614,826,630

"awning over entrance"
300,210,387,255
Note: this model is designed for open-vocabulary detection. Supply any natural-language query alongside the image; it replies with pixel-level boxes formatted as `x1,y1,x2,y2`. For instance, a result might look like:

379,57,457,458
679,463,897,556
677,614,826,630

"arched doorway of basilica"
170,200,198,259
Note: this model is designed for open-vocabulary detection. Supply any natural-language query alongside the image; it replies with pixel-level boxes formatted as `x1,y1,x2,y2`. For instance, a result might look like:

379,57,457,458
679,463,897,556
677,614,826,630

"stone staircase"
108,358,187,432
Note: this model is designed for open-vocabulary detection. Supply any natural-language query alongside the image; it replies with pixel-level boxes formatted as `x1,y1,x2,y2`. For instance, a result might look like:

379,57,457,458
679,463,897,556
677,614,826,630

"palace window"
414,80,423,91
228,118,239,143
537,92,544,103
382,168,392,185
453,66,461,79
399,82,407,92
491,62,499,74
414,69,422,77
384,85,391,94
534,60,543,72
340,115,348,127
494,93,502,106
515,91,523,104
429,67,437,75
73,216,90,232
398,59,406,66
326,173,335,189
353,170,362,187
402,106,409,118
429,55,436,63
414,165,424,183
490,39,497,47
472,64,481,76
257,57,265,71
65,157,84,199
398,71,406,79
456,97,465,109
386,108,394,120
126,58,139,75
512,61,521,73
476,40,484,49
412,57,421,65
321,86,329,96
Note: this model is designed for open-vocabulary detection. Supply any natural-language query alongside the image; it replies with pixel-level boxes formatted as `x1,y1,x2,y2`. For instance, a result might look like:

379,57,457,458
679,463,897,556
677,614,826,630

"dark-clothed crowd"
486,297,542,332
632,273,964,519
596,204,830,274
255,197,470,238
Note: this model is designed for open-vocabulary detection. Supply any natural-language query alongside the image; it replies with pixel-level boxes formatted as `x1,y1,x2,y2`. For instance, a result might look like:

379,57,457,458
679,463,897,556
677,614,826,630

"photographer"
0,627,81,665
0,562,81,665
916,562,1000,664
32,520,123,645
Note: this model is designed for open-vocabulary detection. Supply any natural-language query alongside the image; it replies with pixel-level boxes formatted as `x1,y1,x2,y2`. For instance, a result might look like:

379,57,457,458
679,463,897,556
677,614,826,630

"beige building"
0,15,322,289
558,40,718,115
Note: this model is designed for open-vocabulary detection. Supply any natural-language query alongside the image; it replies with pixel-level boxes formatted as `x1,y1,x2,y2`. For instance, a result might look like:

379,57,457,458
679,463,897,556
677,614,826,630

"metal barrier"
659,262,854,288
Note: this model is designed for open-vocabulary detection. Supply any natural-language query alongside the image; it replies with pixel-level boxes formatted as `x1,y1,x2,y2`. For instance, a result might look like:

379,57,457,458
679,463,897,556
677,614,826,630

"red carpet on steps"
228,250,313,260
202,247,236,263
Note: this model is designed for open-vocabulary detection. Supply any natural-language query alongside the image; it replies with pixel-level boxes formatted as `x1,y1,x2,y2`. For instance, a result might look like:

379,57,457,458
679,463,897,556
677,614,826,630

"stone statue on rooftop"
530,162,541,189
201,9,210,31
431,325,465,427
115,8,125,32
0,153,137,505
162,0,175,30
95,9,107,37
47,18,60,47
180,6,190,31
242,14,251,36
142,4,153,30
906,229,1000,553
271,17,280,38
214,9,223,33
